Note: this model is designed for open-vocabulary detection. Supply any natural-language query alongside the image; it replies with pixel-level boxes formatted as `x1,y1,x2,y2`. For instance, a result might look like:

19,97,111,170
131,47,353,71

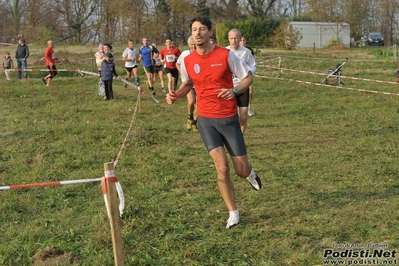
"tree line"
0,0,397,47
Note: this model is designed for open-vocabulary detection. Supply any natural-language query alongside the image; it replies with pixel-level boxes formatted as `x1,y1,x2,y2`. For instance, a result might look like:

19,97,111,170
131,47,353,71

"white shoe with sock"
223,210,240,229
247,170,262,191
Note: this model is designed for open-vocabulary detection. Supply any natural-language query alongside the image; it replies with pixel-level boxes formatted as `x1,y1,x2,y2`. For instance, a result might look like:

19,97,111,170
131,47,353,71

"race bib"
166,55,175,62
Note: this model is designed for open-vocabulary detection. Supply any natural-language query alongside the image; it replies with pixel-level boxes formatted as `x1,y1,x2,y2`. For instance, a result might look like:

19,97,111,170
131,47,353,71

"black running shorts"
165,67,179,79
125,65,138,72
154,65,163,73
235,88,249,107
144,65,155,74
47,65,57,78
198,114,247,156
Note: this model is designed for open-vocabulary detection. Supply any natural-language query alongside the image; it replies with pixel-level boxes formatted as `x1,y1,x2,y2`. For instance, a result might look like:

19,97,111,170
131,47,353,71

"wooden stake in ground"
103,162,124,266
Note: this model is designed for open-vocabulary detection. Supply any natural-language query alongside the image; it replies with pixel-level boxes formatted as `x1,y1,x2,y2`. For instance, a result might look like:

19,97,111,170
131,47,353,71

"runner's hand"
216,88,235,100
166,91,177,104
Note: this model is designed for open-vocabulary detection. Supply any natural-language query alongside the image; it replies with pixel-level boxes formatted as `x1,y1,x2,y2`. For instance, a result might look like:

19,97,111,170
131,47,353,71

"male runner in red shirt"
166,15,262,229
160,38,181,93
42,40,58,86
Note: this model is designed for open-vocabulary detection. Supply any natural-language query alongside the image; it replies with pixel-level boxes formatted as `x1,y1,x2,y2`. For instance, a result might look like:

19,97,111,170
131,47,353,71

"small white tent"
290,21,351,48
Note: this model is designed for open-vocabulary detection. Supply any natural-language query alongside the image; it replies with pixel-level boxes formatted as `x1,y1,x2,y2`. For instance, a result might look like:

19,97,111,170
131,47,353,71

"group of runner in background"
91,33,256,132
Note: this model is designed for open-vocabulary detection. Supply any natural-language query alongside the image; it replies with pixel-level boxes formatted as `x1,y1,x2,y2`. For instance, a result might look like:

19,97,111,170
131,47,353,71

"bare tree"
245,0,279,17
54,0,98,44
117,0,147,43
0,1,15,42
5,0,29,37
1,0,398,47
291,0,305,16
142,0,196,45
378,0,399,46
342,0,372,39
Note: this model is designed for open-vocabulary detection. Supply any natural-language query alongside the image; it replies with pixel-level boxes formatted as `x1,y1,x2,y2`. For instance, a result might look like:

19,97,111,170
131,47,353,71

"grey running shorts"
198,114,247,156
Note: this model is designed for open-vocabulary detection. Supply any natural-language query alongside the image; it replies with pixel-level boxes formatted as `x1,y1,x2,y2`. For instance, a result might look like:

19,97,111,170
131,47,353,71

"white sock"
248,169,256,178
230,210,239,217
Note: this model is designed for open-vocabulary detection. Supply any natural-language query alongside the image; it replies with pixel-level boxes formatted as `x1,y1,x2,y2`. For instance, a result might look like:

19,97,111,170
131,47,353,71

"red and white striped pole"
0,178,102,191
102,162,124,266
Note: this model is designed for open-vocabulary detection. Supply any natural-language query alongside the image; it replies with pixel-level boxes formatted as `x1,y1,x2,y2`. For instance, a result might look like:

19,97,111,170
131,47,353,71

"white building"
290,21,351,48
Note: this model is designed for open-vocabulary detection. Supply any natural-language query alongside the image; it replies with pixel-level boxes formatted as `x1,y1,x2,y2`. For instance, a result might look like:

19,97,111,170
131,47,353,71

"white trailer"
290,21,351,48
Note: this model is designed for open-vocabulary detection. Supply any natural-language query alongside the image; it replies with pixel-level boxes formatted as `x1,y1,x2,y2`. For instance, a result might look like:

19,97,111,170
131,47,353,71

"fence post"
103,162,124,266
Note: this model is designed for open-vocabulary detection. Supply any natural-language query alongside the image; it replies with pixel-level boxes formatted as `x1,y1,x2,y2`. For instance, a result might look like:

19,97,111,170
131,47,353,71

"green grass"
1,46,399,265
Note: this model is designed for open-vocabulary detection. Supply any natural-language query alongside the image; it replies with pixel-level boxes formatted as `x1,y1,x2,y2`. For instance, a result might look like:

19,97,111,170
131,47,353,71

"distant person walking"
15,38,29,79
42,40,58,87
3,51,14,81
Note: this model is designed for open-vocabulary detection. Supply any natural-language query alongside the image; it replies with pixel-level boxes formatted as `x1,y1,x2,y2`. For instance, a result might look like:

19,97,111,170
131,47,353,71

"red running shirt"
160,47,181,69
44,47,56,67
182,46,249,118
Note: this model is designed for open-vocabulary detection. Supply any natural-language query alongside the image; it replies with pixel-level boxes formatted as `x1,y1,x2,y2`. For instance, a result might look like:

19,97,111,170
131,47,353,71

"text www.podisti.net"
323,248,397,265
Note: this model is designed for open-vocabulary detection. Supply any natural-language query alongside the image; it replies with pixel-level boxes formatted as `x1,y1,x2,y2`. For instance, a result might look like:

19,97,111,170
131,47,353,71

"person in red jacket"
42,40,58,86
166,16,262,229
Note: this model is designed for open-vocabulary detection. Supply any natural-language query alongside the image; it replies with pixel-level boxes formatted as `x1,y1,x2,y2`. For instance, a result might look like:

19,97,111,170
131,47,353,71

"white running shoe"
223,213,240,229
248,105,254,117
247,174,262,191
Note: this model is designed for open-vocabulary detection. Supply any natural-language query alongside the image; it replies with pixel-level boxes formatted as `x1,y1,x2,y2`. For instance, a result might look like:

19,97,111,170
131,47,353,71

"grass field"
1,45,399,265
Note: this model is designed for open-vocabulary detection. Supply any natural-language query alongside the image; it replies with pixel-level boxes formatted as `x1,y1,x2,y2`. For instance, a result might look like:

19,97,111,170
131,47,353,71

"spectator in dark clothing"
100,52,121,100
15,38,29,79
